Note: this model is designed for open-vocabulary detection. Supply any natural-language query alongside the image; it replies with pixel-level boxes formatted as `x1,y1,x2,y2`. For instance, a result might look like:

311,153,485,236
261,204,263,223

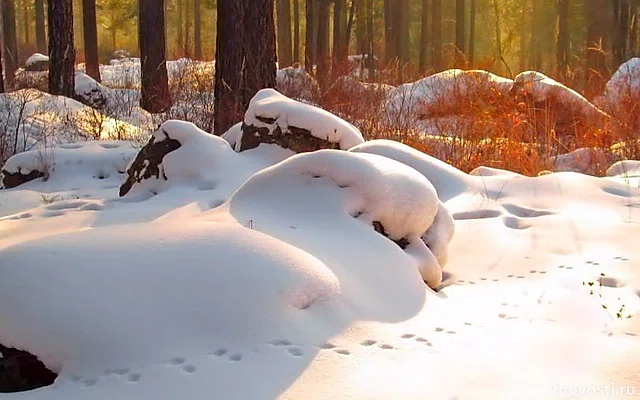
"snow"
1,72,640,399
25,53,49,67
551,147,622,176
241,88,364,150
595,57,640,109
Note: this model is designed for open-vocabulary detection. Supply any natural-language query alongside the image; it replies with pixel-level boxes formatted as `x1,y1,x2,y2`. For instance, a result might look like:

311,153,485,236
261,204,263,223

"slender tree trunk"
0,43,5,93
630,7,638,57
469,0,476,65
293,0,300,63
194,0,202,59
82,0,101,82
2,0,19,88
316,0,330,85
432,0,442,71
23,0,32,49
614,0,630,66
35,0,47,53
586,0,612,89
456,0,465,65
305,0,317,73
242,0,277,108
276,0,293,67
177,0,184,57
366,0,375,81
556,0,570,78
420,0,430,72
184,0,191,57
530,0,542,69
333,0,345,71
214,0,244,134
48,0,75,97
383,0,396,63
139,0,171,113
355,0,366,53
397,0,409,63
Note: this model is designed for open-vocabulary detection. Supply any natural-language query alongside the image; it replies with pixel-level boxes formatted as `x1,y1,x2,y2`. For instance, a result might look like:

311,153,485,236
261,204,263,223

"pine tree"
48,0,75,97
139,0,171,112
83,0,101,82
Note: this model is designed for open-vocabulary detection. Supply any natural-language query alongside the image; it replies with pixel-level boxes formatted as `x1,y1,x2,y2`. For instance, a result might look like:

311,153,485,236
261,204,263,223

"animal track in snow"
318,342,336,350
287,348,303,357
379,344,394,350
401,333,415,339
270,339,292,347
128,373,141,382
332,349,350,355
182,365,197,373
360,340,377,347
211,348,228,357
168,357,185,365
229,353,242,361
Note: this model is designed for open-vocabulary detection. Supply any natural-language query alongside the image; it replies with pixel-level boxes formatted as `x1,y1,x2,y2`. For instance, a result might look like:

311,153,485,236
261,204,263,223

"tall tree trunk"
383,0,396,63
139,0,171,113
366,0,375,81
184,0,191,57
586,0,613,89
431,0,442,71
469,0,476,65
276,0,293,67
419,0,430,72
355,0,366,53
242,0,277,108
0,42,4,93
305,0,317,73
194,0,202,59
177,0,184,57
23,0,32,49
316,0,330,85
529,0,542,69
48,0,75,97
630,7,638,57
82,0,101,82
333,0,345,70
614,0,630,66
397,0,409,64
456,0,465,65
293,0,300,63
214,0,244,134
556,0,570,78
2,0,19,88
35,0,47,53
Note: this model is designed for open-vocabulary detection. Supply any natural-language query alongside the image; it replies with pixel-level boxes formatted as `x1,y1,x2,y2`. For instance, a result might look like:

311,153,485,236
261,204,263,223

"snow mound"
26,53,49,66
595,58,640,110
385,69,513,126
120,120,271,198
237,89,364,153
606,160,640,177
2,141,138,189
229,149,452,288
552,147,622,176
0,221,341,374
276,67,321,101
349,139,472,201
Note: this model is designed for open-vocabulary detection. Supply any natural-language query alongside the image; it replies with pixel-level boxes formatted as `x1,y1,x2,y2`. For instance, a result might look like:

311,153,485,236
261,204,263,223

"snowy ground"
1,119,640,399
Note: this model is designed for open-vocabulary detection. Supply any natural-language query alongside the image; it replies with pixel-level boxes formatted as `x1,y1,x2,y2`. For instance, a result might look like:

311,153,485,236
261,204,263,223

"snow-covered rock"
236,89,364,153
385,69,514,128
510,71,611,145
230,149,451,288
606,159,640,178
24,53,49,72
276,67,321,101
551,147,623,176
2,140,138,189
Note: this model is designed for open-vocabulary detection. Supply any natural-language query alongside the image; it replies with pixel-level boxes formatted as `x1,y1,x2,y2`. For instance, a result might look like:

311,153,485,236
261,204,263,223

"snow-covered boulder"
229,149,453,289
276,67,321,101
606,160,640,178
385,69,514,128
74,71,109,108
236,89,364,153
24,53,49,72
551,147,623,176
112,49,131,60
2,140,137,189
120,120,272,198
510,71,611,145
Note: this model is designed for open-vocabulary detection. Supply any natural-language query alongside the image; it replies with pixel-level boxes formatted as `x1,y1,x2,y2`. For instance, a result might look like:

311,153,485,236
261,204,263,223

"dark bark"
177,0,184,56
456,0,465,65
48,0,75,97
35,0,47,53
293,0,300,63
531,0,542,69
432,0,442,71
139,0,171,113
304,0,317,73
242,0,277,107
614,0,631,66
316,0,330,86
586,0,613,89
2,0,19,88
333,0,349,74
214,0,244,134
383,0,396,62
82,0,101,82
277,0,293,67
366,0,375,81
355,0,366,53
23,0,32,48
397,0,410,63
184,0,191,58
556,0,570,78
194,0,202,59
